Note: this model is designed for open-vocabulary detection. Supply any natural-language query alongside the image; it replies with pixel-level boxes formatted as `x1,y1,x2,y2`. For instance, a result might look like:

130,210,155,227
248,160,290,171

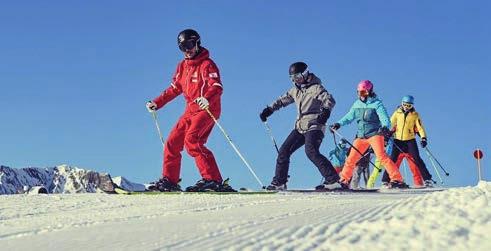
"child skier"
330,80,409,189
146,29,235,192
260,62,340,191
381,95,434,187
328,141,349,173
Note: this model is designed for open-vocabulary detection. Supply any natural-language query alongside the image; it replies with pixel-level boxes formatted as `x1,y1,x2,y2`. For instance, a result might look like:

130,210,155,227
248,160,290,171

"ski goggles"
178,39,198,52
289,69,308,83
290,73,304,82
402,102,413,110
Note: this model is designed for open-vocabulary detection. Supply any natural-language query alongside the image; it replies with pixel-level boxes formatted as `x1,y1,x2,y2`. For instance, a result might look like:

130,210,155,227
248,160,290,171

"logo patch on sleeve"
209,72,219,78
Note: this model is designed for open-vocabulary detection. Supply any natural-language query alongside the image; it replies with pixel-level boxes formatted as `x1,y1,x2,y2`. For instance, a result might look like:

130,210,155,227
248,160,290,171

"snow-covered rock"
112,176,146,192
0,164,115,194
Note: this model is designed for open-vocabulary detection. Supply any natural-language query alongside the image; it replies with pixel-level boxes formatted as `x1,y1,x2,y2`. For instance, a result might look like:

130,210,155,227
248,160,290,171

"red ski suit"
153,47,223,184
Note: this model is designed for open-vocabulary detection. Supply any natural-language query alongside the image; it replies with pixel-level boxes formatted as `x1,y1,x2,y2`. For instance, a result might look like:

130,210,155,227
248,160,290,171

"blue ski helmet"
401,95,415,104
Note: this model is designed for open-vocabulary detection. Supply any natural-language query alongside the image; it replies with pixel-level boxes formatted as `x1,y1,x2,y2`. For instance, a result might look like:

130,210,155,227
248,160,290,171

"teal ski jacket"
337,96,391,138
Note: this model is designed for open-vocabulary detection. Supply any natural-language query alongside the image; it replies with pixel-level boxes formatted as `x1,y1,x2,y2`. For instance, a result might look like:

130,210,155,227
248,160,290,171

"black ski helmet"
289,62,308,76
177,29,201,48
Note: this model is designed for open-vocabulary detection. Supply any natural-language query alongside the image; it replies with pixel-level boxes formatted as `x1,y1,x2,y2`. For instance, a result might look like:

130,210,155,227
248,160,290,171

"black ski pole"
332,130,338,147
391,140,417,165
424,147,450,176
331,129,381,171
425,150,445,184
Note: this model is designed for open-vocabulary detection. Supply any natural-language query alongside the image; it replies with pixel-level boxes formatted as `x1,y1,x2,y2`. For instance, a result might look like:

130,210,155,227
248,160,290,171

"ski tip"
114,187,131,195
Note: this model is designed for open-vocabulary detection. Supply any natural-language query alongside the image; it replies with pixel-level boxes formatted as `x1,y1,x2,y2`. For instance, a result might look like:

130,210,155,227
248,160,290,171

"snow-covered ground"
0,182,490,251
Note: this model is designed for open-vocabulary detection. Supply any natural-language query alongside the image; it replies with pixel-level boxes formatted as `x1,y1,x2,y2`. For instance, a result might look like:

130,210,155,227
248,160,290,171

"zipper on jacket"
297,87,304,121
362,101,370,137
185,64,190,96
401,109,408,140
186,65,194,101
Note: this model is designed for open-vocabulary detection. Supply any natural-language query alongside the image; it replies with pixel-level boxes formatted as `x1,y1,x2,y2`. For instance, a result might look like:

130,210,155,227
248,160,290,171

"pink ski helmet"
357,80,373,92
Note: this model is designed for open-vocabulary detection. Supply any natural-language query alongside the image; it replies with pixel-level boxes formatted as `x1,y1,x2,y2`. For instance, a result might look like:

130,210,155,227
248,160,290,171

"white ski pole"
425,147,450,176
151,111,165,148
424,150,444,184
205,108,265,188
263,121,280,154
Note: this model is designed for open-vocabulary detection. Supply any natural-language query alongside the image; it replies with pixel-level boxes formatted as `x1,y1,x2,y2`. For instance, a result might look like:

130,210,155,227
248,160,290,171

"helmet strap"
301,68,309,81
194,43,200,55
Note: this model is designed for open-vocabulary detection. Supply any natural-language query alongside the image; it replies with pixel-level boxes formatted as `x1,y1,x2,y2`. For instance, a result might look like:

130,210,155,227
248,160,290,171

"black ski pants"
273,129,339,184
382,139,432,182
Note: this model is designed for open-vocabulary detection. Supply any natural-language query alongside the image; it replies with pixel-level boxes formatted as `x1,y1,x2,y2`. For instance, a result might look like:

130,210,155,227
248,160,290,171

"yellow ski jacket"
390,106,427,140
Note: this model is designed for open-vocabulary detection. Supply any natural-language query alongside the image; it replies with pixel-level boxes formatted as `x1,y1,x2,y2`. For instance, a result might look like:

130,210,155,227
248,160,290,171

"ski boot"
381,182,390,189
185,179,221,192
148,177,182,192
265,180,287,191
389,180,410,189
216,178,237,192
424,180,436,188
315,180,349,191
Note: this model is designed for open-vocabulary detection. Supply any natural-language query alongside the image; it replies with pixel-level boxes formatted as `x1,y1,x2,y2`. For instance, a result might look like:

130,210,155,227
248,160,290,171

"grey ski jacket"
269,74,335,133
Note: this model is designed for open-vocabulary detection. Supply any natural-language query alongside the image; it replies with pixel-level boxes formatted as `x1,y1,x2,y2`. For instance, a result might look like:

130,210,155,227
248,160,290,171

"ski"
114,187,277,195
283,188,380,193
282,187,446,194
378,187,447,193
114,187,445,195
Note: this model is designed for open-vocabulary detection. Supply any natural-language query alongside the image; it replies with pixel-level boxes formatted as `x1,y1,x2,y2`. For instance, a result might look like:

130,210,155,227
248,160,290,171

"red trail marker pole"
473,149,484,181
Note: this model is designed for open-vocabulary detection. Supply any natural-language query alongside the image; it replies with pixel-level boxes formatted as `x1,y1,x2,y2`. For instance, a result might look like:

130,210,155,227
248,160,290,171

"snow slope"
0,182,490,251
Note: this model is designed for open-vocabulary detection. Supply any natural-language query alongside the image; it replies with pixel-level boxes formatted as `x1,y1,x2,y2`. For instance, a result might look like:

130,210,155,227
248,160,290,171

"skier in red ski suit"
146,29,233,192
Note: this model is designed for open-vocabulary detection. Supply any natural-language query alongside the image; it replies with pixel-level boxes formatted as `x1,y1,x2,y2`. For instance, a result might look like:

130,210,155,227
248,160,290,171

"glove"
146,101,157,112
379,126,392,137
260,107,274,122
379,127,393,142
420,138,428,148
317,109,331,125
329,123,340,132
195,97,209,110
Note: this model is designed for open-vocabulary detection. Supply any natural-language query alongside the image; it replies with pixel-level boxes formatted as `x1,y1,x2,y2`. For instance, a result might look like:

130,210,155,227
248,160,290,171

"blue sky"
1,1,490,189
